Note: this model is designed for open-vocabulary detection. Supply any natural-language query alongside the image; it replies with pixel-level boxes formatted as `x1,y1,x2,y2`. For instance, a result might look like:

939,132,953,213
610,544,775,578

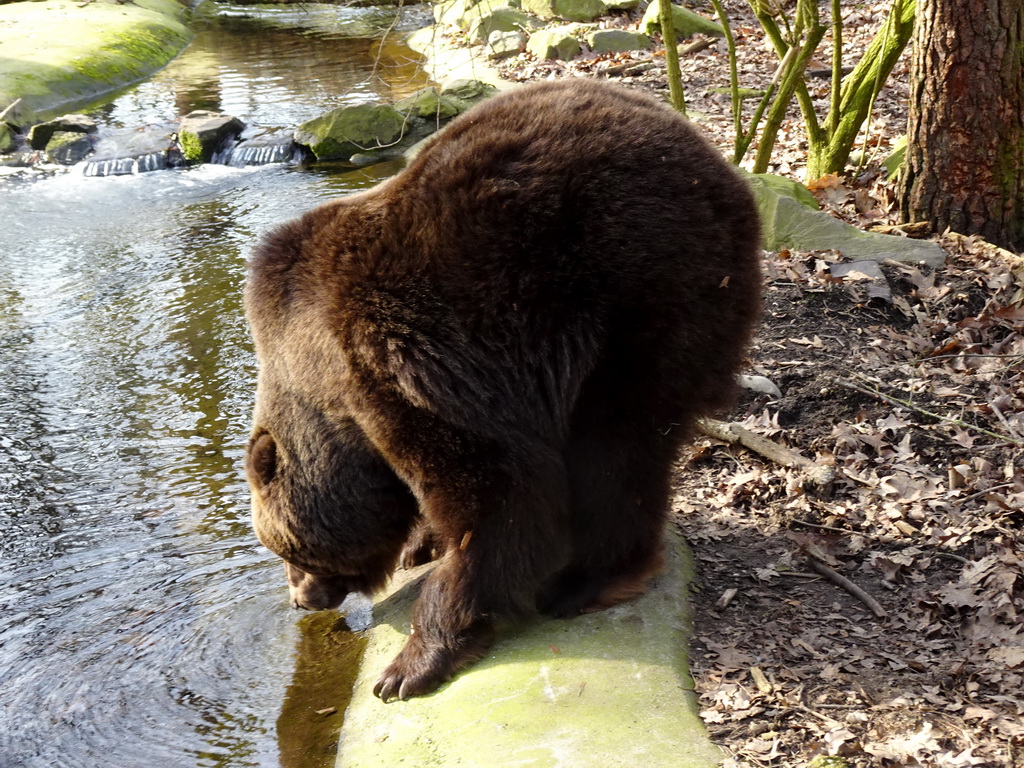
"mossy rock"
468,6,542,42
0,0,193,125
884,134,907,180
641,0,724,38
0,122,18,154
489,30,528,58
522,0,606,22
527,25,582,59
294,103,409,161
586,28,652,52
28,114,97,149
438,79,499,112
44,130,93,164
745,172,945,265
394,87,463,121
751,172,819,210
457,0,514,28
178,111,245,163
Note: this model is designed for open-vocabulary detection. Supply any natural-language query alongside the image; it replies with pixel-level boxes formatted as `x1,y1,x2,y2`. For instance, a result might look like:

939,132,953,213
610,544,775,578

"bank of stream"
0,4,429,766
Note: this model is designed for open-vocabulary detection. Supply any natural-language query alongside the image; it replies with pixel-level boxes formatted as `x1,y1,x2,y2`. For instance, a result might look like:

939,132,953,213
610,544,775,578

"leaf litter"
673,235,1023,768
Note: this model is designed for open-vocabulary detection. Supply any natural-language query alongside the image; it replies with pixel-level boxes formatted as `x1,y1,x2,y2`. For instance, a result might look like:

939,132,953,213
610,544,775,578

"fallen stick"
0,98,22,123
837,379,1024,447
805,557,888,619
697,418,835,492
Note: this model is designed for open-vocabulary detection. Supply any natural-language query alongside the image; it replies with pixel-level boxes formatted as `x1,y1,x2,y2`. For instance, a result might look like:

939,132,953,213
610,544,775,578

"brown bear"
244,79,761,702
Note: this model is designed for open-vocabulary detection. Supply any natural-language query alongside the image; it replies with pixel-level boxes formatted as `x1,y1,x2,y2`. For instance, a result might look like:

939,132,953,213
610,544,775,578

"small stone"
44,131,93,165
178,111,245,163
28,114,98,150
526,26,581,60
586,29,652,53
488,30,527,59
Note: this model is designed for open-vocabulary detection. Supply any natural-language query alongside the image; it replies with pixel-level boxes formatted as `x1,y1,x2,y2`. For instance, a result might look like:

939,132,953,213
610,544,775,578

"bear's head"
245,402,418,610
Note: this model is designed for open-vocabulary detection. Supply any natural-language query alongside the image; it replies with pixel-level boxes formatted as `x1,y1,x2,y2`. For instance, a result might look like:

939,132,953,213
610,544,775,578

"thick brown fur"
244,79,762,701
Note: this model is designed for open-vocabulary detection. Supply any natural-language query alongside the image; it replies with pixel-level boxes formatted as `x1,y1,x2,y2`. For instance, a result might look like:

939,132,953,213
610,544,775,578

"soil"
671,242,1023,768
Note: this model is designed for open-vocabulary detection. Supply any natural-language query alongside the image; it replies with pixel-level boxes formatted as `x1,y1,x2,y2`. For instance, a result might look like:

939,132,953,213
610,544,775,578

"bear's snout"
284,562,349,611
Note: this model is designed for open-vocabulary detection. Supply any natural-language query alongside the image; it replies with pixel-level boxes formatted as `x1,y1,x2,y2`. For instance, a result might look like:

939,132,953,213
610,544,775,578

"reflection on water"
277,612,368,768
0,4,419,765
97,3,431,129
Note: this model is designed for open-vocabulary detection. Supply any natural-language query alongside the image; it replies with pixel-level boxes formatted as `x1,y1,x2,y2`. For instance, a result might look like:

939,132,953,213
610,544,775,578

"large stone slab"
641,0,724,38
747,173,947,266
0,0,192,125
336,528,720,768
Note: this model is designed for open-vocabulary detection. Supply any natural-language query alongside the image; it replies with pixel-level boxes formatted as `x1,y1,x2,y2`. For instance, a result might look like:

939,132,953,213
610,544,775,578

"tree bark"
900,0,1024,250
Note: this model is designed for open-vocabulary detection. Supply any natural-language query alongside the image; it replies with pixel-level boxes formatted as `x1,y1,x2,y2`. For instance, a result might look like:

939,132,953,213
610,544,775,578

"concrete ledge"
336,528,720,768
0,0,193,125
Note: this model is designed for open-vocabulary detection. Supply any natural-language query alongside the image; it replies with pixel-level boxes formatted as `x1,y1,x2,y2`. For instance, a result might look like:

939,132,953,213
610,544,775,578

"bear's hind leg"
541,400,689,619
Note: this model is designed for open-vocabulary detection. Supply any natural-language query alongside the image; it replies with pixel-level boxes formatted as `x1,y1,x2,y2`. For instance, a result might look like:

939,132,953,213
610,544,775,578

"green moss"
0,0,193,123
179,130,204,162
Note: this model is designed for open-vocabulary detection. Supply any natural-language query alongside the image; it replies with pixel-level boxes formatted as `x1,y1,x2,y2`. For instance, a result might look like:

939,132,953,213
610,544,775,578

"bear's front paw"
373,636,453,702
373,623,494,702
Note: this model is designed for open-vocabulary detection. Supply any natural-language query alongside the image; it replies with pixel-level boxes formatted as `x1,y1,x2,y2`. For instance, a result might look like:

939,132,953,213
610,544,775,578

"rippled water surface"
0,5,420,766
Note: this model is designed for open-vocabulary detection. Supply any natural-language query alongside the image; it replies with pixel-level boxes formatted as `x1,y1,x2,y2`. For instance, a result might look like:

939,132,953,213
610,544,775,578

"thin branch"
698,418,835,491
709,0,742,161
0,98,21,123
805,558,888,618
837,379,1024,447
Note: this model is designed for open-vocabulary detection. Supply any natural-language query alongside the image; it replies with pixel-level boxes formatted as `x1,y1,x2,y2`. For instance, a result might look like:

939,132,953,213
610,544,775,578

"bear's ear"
248,432,278,489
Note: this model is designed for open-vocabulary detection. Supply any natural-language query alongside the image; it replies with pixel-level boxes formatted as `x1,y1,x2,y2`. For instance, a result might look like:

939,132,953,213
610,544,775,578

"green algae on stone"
178,130,205,163
294,104,409,161
586,28,652,53
0,0,193,125
640,0,724,38
336,530,722,768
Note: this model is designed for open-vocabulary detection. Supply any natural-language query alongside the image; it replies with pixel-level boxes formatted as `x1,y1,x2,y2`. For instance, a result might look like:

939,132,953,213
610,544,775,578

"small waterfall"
78,129,307,177
213,134,308,168
78,125,183,178
83,151,176,177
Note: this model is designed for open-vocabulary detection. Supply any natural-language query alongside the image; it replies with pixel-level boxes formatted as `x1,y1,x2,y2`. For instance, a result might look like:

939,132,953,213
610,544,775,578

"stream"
0,4,429,766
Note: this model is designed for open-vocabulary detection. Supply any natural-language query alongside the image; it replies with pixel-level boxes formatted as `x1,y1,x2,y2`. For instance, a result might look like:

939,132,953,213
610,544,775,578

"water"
0,4,424,766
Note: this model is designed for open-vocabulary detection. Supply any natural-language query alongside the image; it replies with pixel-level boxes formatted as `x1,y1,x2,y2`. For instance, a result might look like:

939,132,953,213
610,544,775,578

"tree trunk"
900,0,1024,250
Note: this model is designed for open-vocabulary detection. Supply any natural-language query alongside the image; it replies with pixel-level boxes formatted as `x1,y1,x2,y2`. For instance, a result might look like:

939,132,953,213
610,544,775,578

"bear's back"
353,80,759,325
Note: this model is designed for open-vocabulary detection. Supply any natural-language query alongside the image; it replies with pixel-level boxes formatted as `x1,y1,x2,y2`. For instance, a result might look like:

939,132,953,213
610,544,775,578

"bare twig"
837,379,1024,446
805,558,888,618
958,481,1018,505
698,418,836,491
0,98,22,123
750,666,773,693
792,519,859,535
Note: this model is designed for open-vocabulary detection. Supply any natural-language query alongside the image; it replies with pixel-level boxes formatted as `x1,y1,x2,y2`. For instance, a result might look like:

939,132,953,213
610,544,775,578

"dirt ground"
485,1,1024,764
673,239,1023,768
